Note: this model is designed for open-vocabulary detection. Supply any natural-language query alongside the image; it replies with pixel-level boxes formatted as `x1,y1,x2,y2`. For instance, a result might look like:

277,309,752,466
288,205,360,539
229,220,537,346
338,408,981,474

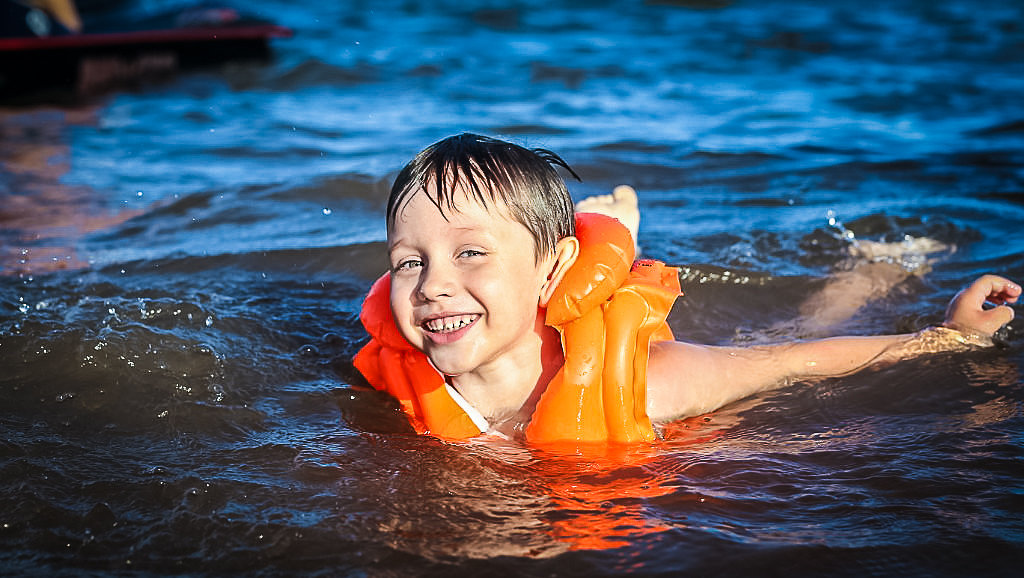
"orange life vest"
353,212,681,445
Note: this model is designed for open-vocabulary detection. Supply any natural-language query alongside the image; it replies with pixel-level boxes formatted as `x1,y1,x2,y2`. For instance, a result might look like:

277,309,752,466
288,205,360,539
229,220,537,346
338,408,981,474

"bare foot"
851,236,949,262
574,185,641,244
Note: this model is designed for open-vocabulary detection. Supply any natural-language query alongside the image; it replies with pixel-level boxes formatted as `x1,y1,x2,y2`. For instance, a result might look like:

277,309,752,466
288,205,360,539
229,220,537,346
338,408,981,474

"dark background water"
2,0,1024,575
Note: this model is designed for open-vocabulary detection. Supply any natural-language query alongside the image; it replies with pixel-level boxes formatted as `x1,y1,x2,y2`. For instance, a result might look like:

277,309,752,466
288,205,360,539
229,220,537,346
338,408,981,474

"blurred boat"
0,0,292,103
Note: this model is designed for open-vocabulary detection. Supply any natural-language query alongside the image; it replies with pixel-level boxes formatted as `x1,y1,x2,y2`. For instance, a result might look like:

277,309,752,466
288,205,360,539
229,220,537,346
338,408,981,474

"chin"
427,360,467,377
424,352,475,377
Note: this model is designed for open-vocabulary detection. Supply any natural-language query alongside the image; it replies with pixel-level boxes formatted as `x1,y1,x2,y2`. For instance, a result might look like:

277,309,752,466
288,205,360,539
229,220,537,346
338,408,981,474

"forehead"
388,186,525,240
392,182,509,225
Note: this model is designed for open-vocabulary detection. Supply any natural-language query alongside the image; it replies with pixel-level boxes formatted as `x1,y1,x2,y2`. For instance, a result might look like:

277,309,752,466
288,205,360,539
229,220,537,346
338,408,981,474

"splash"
825,209,951,274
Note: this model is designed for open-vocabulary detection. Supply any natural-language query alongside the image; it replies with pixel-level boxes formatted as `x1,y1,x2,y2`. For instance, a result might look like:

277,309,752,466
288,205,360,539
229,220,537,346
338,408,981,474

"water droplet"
322,207,332,215
205,316,214,327
208,383,226,403
193,343,215,356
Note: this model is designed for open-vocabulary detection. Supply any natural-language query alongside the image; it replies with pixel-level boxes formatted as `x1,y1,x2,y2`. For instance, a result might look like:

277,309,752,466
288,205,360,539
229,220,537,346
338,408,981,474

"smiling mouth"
422,314,480,334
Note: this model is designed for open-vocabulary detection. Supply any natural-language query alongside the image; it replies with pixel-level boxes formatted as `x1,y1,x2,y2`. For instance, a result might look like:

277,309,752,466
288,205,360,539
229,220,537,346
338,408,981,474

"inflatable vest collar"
353,212,681,444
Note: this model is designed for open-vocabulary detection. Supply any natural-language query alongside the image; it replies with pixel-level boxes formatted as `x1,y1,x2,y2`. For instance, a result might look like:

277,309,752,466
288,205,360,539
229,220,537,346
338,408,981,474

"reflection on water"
0,108,143,274
2,0,1024,575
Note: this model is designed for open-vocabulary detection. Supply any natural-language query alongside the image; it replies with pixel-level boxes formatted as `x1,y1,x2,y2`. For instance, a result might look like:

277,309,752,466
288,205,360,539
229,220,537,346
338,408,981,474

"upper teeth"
425,315,478,333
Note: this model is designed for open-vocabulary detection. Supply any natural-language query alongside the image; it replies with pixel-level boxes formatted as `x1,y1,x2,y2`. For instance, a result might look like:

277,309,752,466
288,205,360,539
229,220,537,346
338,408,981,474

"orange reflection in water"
527,414,725,551
0,107,141,275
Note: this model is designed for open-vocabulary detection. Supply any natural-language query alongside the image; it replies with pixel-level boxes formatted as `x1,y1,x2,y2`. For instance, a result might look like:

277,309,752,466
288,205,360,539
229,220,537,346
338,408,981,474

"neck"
447,311,563,430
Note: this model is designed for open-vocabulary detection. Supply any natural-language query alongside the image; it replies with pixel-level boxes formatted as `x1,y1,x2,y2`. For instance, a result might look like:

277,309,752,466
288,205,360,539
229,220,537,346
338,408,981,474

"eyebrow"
389,223,489,243
386,238,409,255
388,225,489,251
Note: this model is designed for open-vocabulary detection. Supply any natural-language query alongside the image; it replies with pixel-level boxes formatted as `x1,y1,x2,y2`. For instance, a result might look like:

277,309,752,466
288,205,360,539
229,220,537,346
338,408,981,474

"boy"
357,133,1020,443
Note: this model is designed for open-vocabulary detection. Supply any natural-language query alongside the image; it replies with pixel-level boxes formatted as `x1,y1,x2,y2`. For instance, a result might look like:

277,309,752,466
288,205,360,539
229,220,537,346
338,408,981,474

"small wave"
489,124,570,136
967,119,1024,137
102,242,387,280
530,63,587,89
592,140,675,154
261,58,381,90
257,173,391,207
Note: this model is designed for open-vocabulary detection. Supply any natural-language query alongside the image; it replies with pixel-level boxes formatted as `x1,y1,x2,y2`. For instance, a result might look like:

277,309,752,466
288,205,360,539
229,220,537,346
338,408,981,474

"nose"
416,261,456,301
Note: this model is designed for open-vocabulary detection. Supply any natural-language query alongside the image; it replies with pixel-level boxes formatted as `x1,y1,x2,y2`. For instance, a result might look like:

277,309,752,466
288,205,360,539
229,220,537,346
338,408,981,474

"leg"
792,237,951,336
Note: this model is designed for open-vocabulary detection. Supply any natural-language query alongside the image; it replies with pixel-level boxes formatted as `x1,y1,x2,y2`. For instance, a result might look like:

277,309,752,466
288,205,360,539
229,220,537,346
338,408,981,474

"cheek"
485,265,547,311
388,281,417,331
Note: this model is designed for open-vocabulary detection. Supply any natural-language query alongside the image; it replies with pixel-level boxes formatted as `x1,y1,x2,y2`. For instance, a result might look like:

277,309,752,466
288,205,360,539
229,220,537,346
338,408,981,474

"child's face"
387,187,554,379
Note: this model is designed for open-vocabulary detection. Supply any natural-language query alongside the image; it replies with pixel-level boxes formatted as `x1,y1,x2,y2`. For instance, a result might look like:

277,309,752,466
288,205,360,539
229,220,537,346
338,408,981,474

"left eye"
459,250,485,258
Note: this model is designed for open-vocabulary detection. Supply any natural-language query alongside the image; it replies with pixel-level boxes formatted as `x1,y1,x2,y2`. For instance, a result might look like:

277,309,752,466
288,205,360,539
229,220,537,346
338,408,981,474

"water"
2,0,1024,575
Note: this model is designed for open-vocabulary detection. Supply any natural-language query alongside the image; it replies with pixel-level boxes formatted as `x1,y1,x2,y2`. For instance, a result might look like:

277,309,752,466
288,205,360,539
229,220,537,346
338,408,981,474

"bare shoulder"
646,336,835,422
645,340,785,422
646,341,705,421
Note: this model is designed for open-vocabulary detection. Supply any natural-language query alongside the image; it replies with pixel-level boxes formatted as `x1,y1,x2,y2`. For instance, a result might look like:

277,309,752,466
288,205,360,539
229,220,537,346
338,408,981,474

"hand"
944,275,1020,337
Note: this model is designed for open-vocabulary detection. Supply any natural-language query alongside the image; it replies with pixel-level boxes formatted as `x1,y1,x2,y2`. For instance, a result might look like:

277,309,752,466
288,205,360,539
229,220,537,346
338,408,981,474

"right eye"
394,258,422,271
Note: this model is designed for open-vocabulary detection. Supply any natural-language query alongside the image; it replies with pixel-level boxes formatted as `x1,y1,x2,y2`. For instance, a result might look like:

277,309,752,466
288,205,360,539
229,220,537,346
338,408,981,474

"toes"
612,185,638,204
575,192,614,209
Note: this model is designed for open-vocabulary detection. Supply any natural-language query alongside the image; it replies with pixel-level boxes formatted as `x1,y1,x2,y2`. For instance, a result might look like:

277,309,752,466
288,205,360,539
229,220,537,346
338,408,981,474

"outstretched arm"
646,275,1020,422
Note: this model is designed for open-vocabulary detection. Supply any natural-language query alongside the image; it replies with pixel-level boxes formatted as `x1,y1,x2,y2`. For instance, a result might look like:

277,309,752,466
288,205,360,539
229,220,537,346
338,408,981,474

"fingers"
944,305,1014,338
991,279,1022,305
944,275,1019,338
968,275,1021,306
986,301,1016,328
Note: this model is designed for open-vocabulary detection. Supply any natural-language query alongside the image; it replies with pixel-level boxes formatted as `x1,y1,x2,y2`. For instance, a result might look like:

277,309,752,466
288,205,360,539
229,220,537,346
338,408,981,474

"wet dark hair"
387,133,579,258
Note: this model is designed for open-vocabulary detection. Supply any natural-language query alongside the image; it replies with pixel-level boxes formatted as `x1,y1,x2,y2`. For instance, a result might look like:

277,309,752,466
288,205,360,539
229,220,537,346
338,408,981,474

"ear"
539,236,580,307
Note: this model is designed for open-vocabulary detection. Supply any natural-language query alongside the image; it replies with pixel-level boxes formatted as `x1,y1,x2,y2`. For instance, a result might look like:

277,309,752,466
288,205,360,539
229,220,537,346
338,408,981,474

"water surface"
2,0,1023,575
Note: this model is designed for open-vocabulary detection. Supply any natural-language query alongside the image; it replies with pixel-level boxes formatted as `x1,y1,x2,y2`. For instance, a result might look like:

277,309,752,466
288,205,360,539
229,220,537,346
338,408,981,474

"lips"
421,313,480,344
